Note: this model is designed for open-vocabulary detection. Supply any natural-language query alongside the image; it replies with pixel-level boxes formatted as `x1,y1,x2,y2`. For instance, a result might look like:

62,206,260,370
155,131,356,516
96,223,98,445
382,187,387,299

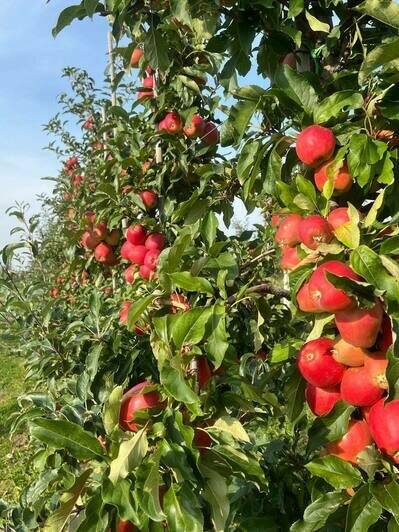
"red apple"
296,125,336,167
281,246,301,270
281,52,296,69
129,245,147,265
364,352,388,389
119,381,161,431
93,222,108,241
340,367,384,407
198,357,213,388
118,520,136,532
314,160,353,194
145,233,165,250
124,265,138,284
144,249,160,270
327,207,350,231
376,314,393,354
142,161,152,174
164,112,182,134
325,420,372,464
170,293,190,313
127,224,147,246
120,241,137,262
272,214,283,228
139,264,156,280
296,282,322,313
299,215,333,250
193,426,213,455
297,338,345,387
368,398,399,463
332,337,368,367
130,48,144,67
94,242,115,264
202,122,219,146
308,260,362,312
335,299,383,348
81,231,101,250
119,301,144,335
305,384,341,416
140,190,158,210
274,213,302,247
183,114,206,138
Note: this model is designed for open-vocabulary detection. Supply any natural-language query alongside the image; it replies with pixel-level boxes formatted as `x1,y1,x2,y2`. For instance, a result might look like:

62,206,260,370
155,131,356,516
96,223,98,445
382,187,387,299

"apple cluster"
81,212,120,266
274,124,397,466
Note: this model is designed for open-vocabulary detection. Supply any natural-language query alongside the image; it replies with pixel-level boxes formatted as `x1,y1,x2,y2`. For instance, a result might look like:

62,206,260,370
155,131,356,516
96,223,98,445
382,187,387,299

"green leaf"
345,485,382,532
201,212,218,249
30,419,105,460
221,90,264,146
200,464,230,532
172,307,213,349
84,0,99,17
127,294,155,329
164,484,204,532
364,189,385,228
371,481,399,524
169,0,192,27
305,11,330,33
135,454,166,522
381,235,399,255
333,203,361,249
211,445,266,484
306,456,362,490
285,368,306,422
213,416,250,442
314,91,364,124
356,0,399,30
169,272,213,294
359,37,399,84
278,65,319,115
289,0,304,17
102,478,137,522
103,386,123,435
206,303,229,368
109,428,148,484
44,469,92,532
308,402,354,451
52,5,86,37
350,245,399,302
144,26,170,72
291,492,350,531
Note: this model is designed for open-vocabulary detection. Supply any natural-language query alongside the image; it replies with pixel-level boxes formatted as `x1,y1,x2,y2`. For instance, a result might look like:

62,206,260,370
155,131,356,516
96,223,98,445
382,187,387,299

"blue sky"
0,1,262,247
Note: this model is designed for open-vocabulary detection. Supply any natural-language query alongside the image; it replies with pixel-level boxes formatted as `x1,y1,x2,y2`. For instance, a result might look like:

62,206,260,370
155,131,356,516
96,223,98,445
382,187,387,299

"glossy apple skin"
340,367,384,407
297,338,345,387
119,382,161,431
376,313,393,353
369,399,399,463
197,357,213,388
94,242,114,264
145,233,165,250
129,245,147,265
130,48,144,67
327,207,350,230
281,246,301,270
124,265,138,284
335,299,383,348
296,125,336,168
144,249,160,270
140,190,158,210
183,114,206,138
120,241,137,262
326,420,372,464
164,112,183,134
118,520,136,532
93,222,108,240
332,337,368,367
296,282,323,313
126,224,147,246
364,352,388,389
272,214,283,228
202,122,219,146
314,160,353,194
308,260,361,312
139,264,155,280
274,214,302,247
299,215,333,250
305,384,341,416
81,231,101,250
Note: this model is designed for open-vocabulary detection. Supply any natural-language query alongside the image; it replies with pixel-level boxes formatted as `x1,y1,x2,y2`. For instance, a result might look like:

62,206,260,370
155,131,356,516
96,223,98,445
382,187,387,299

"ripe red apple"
145,233,165,250
274,213,302,247
105,229,120,246
83,210,96,227
297,338,345,387
143,75,154,88
332,337,368,367
281,246,301,270
296,282,323,313
281,52,296,69
140,190,158,210
81,231,101,250
255,349,268,361
368,398,399,463
314,160,353,194
193,427,213,455
129,245,147,265
325,420,372,464
308,260,361,312
118,520,136,532
164,112,183,134
119,381,161,431
93,222,108,241
94,242,115,264
72,174,85,187
130,48,144,67
299,215,333,250
202,122,219,146
49,288,59,297
120,241,137,261
127,224,147,246
137,90,154,100
272,214,283,228
335,299,383,348
340,367,384,406
296,125,336,167
144,249,160,270
170,293,190,313
63,192,71,201
124,265,138,284
183,114,206,138
364,352,388,389
198,357,213,388
139,264,156,280
305,384,341,416
327,207,350,231
142,161,152,174
376,314,393,354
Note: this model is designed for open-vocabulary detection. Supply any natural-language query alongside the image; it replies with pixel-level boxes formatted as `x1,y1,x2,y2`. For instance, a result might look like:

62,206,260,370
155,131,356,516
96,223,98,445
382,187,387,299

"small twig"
227,282,290,306
241,248,275,269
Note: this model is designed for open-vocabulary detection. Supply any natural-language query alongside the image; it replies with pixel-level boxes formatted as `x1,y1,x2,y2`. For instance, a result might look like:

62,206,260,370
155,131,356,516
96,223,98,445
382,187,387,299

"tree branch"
227,282,290,306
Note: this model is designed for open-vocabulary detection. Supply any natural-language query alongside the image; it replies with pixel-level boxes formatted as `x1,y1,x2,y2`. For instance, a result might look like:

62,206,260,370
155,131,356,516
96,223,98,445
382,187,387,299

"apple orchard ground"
0,350,33,503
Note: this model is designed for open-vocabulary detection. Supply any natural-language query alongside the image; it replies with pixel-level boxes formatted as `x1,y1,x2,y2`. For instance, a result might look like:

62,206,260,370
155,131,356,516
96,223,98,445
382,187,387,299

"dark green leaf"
306,456,362,489
345,484,382,532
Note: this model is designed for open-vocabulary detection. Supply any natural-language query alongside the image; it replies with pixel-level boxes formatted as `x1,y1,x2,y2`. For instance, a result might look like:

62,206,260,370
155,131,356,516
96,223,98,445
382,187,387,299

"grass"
0,349,33,504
